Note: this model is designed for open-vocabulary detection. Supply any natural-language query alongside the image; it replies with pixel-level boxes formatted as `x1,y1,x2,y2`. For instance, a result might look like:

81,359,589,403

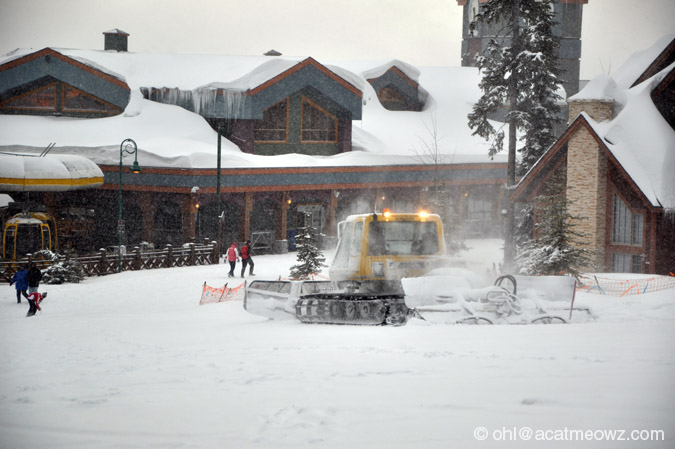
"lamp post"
118,138,141,273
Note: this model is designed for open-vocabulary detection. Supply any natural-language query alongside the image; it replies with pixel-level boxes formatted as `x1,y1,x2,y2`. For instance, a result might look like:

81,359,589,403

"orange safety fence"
199,281,246,305
577,274,675,297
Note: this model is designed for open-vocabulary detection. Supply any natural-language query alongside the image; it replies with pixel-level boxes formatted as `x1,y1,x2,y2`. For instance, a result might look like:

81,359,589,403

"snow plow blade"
244,280,410,325
405,273,591,325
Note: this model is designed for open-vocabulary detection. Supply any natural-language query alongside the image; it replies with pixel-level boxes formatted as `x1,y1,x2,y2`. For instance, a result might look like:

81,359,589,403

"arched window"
255,99,288,142
301,97,337,143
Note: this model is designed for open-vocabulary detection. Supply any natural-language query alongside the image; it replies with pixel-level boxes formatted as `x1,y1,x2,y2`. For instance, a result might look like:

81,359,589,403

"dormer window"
1,83,57,112
0,81,120,116
255,98,288,142
301,97,337,143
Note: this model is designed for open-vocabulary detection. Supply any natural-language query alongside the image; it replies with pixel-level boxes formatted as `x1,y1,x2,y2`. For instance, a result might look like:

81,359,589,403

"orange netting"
199,281,246,304
577,274,675,297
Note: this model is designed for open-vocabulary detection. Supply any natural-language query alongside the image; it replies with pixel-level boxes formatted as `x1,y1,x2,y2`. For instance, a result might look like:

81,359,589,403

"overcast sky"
1,0,673,80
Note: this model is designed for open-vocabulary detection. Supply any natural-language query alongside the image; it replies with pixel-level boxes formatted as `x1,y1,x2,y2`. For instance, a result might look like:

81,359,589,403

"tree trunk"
504,0,521,271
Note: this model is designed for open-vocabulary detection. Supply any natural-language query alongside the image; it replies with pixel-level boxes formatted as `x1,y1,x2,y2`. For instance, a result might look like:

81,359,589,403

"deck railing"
0,241,220,283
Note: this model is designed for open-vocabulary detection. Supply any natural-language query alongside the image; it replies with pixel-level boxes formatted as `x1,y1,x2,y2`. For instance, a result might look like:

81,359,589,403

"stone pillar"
566,126,608,269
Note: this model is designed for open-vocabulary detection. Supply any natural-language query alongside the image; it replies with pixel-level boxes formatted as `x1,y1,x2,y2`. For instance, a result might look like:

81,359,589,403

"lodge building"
0,32,507,254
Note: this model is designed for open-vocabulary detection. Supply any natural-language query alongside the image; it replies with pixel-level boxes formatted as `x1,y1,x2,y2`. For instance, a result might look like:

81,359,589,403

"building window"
255,99,288,142
611,192,643,245
612,253,642,273
63,85,118,113
379,87,405,104
301,97,337,143
1,83,57,111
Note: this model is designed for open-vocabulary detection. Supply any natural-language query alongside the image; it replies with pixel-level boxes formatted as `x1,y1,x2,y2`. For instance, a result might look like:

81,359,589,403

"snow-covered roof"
0,152,104,191
569,35,675,210
0,48,505,170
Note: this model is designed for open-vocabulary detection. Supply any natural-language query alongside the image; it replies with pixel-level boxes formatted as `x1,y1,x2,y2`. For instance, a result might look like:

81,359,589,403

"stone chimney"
103,29,129,52
564,75,618,270
568,99,614,123
567,74,617,123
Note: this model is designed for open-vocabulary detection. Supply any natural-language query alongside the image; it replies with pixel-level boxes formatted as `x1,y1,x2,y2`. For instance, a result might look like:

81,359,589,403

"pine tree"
290,215,327,280
36,250,86,284
515,174,596,278
467,0,563,267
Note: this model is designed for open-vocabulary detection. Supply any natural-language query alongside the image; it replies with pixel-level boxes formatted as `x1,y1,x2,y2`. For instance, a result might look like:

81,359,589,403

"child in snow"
26,291,47,317
10,265,29,303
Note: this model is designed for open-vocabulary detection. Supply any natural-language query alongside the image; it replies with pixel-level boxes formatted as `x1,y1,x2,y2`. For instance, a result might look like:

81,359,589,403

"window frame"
0,82,58,112
301,96,338,143
254,98,289,143
610,190,644,247
62,83,120,114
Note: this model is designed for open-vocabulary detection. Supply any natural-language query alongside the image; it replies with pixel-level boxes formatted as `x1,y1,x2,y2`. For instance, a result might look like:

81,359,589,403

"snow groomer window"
255,98,289,142
301,97,337,143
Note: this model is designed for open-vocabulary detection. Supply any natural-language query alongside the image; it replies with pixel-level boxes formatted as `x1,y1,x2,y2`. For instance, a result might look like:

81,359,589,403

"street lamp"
118,138,141,273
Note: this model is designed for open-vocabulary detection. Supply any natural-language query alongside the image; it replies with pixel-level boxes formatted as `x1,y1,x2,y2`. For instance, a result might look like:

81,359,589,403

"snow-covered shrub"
290,214,326,280
35,250,86,284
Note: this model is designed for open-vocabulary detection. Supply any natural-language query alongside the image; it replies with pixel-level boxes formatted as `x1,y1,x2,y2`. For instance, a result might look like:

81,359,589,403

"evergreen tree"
515,174,596,278
290,215,327,280
36,250,86,284
467,0,563,267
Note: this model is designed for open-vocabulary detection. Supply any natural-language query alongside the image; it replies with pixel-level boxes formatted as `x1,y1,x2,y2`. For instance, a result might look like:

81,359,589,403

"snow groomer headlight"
371,261,386,277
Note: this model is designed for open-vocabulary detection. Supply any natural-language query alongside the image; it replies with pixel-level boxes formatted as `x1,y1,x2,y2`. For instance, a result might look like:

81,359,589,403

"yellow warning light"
418,210,429,220
383,208,391,219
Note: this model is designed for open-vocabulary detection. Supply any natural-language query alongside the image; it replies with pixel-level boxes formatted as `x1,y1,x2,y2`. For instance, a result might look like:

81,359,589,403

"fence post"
99,248,107,276
133,246,142,270
166,244,173,268
211,240,219,264
189,243,196,266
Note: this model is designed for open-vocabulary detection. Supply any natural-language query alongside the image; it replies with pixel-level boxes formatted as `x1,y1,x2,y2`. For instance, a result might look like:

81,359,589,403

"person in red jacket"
26,291,47,317
226,242,239,278
239,240,255,277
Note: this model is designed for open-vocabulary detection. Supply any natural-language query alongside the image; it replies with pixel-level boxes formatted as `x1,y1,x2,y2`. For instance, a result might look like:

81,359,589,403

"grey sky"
1,0,673,79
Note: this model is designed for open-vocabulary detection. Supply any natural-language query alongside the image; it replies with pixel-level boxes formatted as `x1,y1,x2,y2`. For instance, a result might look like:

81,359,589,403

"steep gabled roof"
632,37,675,87
0,48,130,110
511,113,662,211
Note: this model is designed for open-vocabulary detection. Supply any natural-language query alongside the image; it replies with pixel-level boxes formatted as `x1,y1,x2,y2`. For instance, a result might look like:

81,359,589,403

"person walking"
26,263,42,295
226,242,239,278
10,265,29,303
239,240,255,277
26,291,47,317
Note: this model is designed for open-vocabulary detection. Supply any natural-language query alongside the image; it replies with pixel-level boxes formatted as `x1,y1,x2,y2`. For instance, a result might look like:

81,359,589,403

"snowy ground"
1,239,673,449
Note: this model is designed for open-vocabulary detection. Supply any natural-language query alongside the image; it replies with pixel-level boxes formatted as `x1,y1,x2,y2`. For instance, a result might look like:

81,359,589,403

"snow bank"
0,240,673,448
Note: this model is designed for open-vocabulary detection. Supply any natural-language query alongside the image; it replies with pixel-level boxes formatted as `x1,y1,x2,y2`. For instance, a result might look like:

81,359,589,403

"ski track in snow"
1,240,674,448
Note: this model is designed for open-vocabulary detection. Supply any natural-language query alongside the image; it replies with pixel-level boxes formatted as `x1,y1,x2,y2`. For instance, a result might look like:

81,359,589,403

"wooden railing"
0,241,221,283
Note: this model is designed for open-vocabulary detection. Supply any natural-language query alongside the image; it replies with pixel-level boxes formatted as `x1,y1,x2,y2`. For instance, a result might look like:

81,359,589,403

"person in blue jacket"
10,265,29,304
